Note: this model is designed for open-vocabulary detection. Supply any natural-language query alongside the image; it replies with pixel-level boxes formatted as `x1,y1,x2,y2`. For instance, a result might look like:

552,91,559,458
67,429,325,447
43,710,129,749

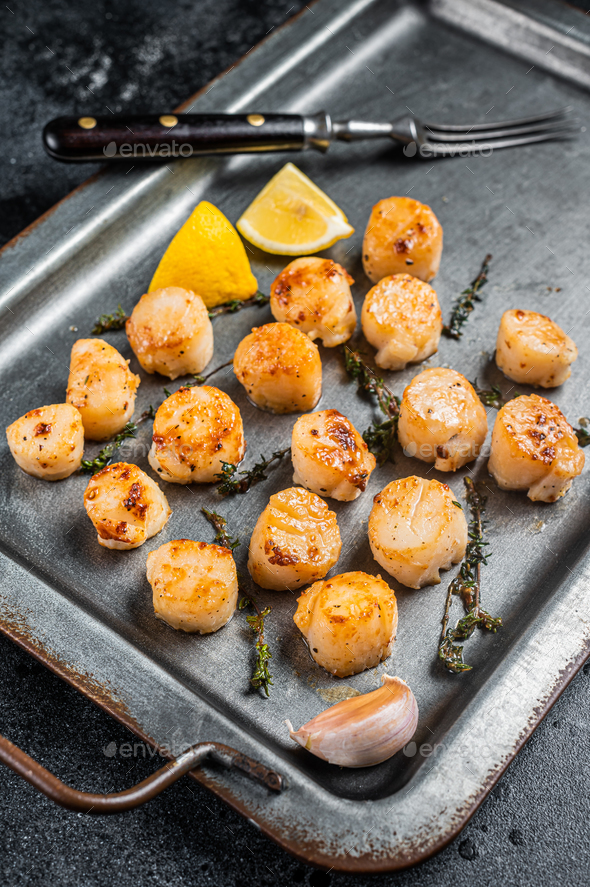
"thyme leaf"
438,477,502,673
239,597,273,697
216,447,291,497
575,417,590,447
208,291,270,318
342,346,401,463
91,305,129,334
442,254,492,340
472,379,520,410
200,507,240,550
80,407,155,475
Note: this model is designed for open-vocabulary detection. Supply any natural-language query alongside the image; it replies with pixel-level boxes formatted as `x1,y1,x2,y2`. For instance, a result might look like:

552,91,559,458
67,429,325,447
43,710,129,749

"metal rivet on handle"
159,115,178,127
78,117,97,129
247,114,265,127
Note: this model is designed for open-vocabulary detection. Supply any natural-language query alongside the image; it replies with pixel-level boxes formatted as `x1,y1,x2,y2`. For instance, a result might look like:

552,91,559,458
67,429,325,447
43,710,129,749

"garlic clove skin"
286,674,418,768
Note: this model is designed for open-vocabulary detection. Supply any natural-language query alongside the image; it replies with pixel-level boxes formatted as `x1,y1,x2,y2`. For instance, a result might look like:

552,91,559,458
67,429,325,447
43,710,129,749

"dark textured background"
1,1,590,884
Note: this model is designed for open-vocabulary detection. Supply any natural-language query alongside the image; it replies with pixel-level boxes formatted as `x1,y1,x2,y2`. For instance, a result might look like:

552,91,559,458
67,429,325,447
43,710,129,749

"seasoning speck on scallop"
126,286,214,380
291,409,376,501
362,196,443,284
66,338,140,440
368,476,467,589
248,487,341,591
147,539,238,633
6,403,84,481
148,385,245,484
361,273,442,370
84,461,171,550
398,368,488,471
488,393,584,502
293,571,398,677
270,257,356,347
495,309,577,388
233,322,322,413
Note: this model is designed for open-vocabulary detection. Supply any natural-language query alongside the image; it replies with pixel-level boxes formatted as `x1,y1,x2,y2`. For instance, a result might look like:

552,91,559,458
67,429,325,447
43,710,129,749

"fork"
43,107,578,162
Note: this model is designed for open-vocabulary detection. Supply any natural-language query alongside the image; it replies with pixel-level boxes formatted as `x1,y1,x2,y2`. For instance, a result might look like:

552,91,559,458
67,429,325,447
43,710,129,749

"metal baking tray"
1,0,590,872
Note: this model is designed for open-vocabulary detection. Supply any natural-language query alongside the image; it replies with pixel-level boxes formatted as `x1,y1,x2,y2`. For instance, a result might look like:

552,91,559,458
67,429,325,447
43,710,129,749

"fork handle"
42,112,333,162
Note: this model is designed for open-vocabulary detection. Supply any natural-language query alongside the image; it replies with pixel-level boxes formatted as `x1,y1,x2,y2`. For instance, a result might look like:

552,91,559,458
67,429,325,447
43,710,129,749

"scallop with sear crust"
495,309,577,388
84,461,171,550
488,394,584,502
6,403,84,481
362,196,443,284
293,571,398,677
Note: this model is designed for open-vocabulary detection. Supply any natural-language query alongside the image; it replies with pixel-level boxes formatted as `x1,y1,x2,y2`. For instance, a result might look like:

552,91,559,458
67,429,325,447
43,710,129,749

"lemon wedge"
148,201,258,308
236,163,354,256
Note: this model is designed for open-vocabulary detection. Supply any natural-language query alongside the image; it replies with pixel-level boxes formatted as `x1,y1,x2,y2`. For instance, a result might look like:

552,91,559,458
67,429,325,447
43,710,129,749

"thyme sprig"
92,305,129,334
216,447,291,497
342,346,401,463
438,477,502,674
201,508,272,696
239,597,273,697
472,380,520,410
208,291,270,318
187,359,233,386
80,407,155,475
443,254,492,339
575,417,590,447
200,507,240,550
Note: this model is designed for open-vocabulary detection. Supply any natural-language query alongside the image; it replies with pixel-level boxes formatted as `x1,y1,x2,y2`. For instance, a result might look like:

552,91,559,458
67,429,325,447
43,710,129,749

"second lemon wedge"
237,163,354,256
148,201,258,308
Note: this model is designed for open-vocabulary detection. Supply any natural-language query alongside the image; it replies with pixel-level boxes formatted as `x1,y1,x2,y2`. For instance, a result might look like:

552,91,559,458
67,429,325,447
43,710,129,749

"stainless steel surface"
1,0,590,871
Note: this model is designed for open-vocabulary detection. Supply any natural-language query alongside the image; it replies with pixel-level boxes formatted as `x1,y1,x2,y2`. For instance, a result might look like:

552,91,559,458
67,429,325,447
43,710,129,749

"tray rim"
2,0,590,872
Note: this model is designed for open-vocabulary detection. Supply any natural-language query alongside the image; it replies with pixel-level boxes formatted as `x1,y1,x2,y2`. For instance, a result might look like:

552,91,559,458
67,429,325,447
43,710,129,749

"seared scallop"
233,322,322,414
488,394,584,502
495,309,577,388
6,403,84,481
126,286,214,380
361,273,442,370
291,409,376,501
84,461,171,550
362,197,443,284
147,539,238,633
247,487,341,591
270,257,356,347
398,368,488,471
368,477,467,589
293,571,398,677
66,338,140,440
148,385,245,484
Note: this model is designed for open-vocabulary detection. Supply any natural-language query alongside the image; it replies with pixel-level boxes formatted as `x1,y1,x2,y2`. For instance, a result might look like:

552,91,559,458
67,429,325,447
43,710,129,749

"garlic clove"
286,674,418,768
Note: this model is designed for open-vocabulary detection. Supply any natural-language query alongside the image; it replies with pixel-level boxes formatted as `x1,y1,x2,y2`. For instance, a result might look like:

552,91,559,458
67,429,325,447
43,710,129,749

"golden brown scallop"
247,487,341,591
6,403,84,480
488,394,584,502
270,257,356,347
84,462,171,550
147,539,238,633
398,368,488,471
368,476,467,589
361,273,443,370
291,409,376,501
362,197,443,284
148,385,245,484
66,338,140,440
126,286,214,380
293,571,398,677
495,309,577,388
233,322,322,413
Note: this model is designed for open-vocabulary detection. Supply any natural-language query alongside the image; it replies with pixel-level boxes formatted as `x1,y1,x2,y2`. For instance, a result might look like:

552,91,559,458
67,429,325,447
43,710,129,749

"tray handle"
0,732,284,812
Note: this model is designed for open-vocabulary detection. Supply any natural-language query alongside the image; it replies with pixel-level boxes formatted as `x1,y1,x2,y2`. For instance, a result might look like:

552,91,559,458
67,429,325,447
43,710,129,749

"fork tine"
424,107,572,134
424,128,578,156
425,118,579,143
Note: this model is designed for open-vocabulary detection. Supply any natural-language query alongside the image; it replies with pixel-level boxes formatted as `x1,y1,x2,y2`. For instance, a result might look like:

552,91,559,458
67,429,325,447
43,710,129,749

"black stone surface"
1,1,590,884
